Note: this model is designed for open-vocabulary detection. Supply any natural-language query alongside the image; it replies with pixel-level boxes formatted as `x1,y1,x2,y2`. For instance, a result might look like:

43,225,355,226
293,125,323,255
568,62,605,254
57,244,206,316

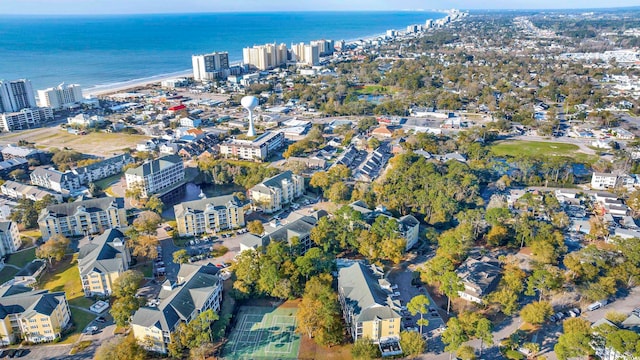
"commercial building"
78,229,131,297
37,83,83,109
72,153,133,185
338,263,402,353
174,195,246,236
192,52,230,81
0,158,28,180
0,284,71,345
243,43,288,70
131,264,223,354
38,197,127,240
0,79,36,113
125,155,184,198
0,108,54,132
0,221,21,257
249,170,304,213
30,167,81,194
219,131,284,162
0,181,63,203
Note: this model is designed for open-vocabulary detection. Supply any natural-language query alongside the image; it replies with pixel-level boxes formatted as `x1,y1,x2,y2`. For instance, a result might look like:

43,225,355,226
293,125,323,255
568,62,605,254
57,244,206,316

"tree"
525,266,563,300
112,270,144,298
9,169,26,181
400,330,426,358
189,343,216,360
442,317,468,360
132,211,162,235
520,301,553,325
36,234,69,265
173,249,189,264
440,271,463,314
95,334,147,360
145,195,164,214
351,338,381,360
456,345,476,360
555,318,594,360
247,220,264,235
169,309,219,358
111,295,141,327
296,274,343,346
475,318,493,355
407,295,430,335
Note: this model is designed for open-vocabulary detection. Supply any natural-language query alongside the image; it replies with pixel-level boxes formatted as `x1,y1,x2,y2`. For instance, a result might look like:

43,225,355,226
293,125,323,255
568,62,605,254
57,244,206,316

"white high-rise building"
37,83,83,109
310,39,334,56
243,43,287,70
191,52,230,81
0,79,36,113
291,42,319,66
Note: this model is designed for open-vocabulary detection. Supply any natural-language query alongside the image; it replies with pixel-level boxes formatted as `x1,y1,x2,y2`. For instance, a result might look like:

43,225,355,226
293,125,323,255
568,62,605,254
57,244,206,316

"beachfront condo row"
0,285,72,345
78,229,131,297
249,170,305,213
125,155,185,198
38,197,128,240
131,264,222,354
174,195,246,237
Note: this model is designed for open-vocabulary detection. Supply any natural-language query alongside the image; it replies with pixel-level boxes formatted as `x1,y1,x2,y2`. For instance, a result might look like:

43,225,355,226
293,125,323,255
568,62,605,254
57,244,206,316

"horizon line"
0,5,639,16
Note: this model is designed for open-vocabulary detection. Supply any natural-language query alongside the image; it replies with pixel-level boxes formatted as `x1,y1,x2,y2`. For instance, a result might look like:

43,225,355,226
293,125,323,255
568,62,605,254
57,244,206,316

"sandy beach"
82,69,192,97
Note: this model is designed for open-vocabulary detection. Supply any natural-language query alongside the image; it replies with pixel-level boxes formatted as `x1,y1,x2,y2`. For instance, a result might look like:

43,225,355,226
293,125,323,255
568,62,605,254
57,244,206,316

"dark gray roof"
131,264,220,332
78,229,128,276
1,145,41,158
0,158,27,170
259,170,296,190
16,260,46,277
74,153,132,175
338,263,401,323
0,221,14,234
456,257,502,298
263,215,318,246
31,167,77,184
38,197,124,222
125,155,182,177
174,195,243,218
0,285,65,319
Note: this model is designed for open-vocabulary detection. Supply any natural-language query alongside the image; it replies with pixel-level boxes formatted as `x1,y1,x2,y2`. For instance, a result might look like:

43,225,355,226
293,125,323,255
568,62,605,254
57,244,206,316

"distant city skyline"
0,0,639,14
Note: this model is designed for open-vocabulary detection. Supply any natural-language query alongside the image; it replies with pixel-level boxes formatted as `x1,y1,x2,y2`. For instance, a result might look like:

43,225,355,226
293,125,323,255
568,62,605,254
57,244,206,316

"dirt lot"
0,127,150,156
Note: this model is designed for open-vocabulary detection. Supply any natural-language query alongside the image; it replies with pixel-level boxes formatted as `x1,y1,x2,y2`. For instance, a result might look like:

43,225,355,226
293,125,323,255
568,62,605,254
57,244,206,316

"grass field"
222,305,301,360
0,267,18,284
94,172,123,190
354,85,396,95
5,247,36,268
490,140,598,163
39,254,89,307
0,128,149,156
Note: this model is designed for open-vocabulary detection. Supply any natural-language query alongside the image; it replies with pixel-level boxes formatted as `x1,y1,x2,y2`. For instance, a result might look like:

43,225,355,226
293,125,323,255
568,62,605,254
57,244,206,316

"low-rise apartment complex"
0,181,63,203
249,170,305,213
30,167,81,194
174,195,246,236
131,264,222,354
73,153,133,185
338,263,402,352
38,197,127,240
125,155,184,198
0,285,71,345
78,229,131,297
0,221,20,257
219,131,284,161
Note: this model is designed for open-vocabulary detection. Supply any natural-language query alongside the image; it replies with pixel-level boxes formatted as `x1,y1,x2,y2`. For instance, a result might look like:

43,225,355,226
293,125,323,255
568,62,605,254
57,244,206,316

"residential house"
348,201,421,251
337,263,402,356
38,197,127,240
0,221,20,257
72,153,133,185
0,285,71,345
77,229,131,297
591,173,619,190
30,167,81,194
371,125,394,139
174,195,246,236
456,255,502,304
125,155,184,198
249,171,305,213
67,114,104,127
130,264,222,354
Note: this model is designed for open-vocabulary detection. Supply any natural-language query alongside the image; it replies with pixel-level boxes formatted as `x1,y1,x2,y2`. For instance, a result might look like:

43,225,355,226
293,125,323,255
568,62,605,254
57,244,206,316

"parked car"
550,315,558,322
85,325,98,335
95,316,106,323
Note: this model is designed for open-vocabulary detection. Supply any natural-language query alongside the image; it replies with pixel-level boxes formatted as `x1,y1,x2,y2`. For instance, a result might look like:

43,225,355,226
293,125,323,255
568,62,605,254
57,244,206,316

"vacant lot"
0,128,149,156
490,140,598,163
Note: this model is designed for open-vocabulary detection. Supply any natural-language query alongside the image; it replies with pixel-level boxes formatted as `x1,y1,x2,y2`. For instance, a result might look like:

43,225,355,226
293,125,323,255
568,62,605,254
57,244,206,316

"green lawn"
490,140,599,164
60,307,95,344
354,84,395,95
39,254,86,307
0,267,18,284
5,247,36,268
94,172,123,190
132,260,153,278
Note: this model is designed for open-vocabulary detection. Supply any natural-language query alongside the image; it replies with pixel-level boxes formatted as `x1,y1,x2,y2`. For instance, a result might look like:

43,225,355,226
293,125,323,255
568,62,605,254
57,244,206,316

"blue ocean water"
0,11,442,90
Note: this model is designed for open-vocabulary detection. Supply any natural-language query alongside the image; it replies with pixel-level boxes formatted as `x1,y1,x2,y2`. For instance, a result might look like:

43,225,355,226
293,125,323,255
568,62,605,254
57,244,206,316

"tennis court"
221,305,301,359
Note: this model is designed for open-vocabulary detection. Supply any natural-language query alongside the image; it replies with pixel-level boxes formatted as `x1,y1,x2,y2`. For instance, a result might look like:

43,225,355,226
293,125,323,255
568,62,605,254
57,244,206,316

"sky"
0,0,638,14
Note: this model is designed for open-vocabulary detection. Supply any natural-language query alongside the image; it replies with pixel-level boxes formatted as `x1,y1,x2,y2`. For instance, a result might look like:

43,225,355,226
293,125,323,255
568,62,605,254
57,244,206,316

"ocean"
0,11,443,91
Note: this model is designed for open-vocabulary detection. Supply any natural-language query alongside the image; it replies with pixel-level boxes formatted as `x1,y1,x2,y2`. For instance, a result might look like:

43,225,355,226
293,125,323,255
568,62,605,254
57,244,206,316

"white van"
587,300,606,311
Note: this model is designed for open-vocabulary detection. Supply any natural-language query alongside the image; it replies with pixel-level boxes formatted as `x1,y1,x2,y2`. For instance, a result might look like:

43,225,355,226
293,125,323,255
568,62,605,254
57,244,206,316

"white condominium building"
0,79,36,113
37,83,83,109
192,52,230,81
219,131,284,162
0,221,21,257
243,43,287,70
249,170,305,213
291,42,319,66
0,107,54,132
174,195,245,236
125,155,184,198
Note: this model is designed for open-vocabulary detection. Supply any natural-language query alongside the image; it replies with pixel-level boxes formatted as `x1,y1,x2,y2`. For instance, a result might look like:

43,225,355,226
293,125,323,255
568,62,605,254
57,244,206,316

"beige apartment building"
78,229,131,297
174,195,245,236
249,170,305,213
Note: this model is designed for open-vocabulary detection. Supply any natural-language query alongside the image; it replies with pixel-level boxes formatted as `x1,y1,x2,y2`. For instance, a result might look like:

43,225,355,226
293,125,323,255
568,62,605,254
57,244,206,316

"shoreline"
83,12,451,98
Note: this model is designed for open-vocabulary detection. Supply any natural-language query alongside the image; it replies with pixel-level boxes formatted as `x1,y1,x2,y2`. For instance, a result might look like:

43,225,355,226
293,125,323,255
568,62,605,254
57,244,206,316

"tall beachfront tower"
241,96,258,137
0,79,36,113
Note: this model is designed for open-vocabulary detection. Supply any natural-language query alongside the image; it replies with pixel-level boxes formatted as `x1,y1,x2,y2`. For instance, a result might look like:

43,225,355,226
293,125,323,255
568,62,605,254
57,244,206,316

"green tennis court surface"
221,305,300,359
